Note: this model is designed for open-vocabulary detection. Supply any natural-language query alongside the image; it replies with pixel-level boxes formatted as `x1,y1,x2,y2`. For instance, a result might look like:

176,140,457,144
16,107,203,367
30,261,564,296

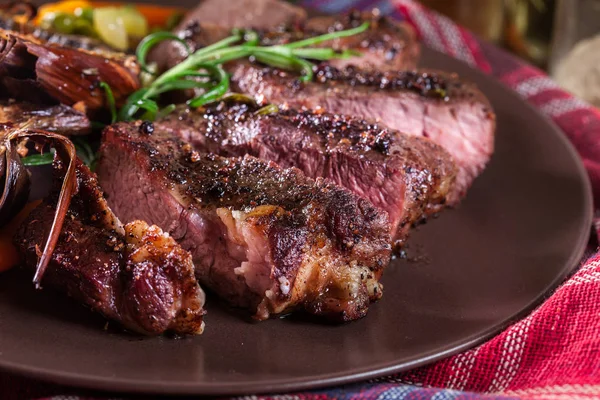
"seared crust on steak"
97,121,391,321
160,100,456,243
231,64,496,202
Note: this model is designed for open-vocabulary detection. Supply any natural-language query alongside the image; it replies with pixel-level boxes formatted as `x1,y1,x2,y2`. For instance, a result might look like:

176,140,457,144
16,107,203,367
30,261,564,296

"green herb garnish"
21,150,55,167
99,81,117,124
136,32,191,73
119,22,369,121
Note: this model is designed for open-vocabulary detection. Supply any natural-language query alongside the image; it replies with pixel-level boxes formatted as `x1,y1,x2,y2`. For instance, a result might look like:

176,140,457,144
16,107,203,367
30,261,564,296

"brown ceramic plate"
0,41,593,396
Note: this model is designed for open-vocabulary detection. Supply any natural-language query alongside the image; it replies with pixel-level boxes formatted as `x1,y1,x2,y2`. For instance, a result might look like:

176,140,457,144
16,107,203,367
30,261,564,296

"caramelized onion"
0,126,77,287
0,130,30,226
0,29,140,114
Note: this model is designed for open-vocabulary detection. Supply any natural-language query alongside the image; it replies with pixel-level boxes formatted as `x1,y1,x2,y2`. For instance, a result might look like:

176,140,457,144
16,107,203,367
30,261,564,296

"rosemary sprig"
119,22,369,121
136,32,191,73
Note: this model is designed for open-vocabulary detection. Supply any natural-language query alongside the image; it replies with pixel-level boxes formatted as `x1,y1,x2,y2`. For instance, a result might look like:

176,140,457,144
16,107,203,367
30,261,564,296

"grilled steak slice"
0,101,91,135
175,0,306,33
161,101,456,243
150,12,419,73
231,64,496,202
97,121,391,321
14,161,206,335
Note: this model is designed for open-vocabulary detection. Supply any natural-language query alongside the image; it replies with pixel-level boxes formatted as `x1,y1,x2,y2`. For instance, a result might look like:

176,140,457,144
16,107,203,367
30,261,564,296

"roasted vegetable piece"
34,0,91,25
0,102,91,136
0,2,110,52
0,28,140,114
0,126,77,287
0,128,30,227
93,7,128,50
93,6,148,50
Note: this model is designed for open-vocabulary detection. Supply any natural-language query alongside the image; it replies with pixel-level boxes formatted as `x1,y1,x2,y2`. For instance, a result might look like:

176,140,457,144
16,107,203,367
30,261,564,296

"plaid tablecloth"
4,0,600,399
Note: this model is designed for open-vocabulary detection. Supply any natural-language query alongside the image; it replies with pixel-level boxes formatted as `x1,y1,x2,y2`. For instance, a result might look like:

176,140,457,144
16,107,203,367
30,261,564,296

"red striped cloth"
3,1,600,399
387,1,600,398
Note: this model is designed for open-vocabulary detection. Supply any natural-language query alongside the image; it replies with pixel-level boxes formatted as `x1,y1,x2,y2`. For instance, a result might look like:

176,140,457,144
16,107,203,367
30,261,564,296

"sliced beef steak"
231,64,496,202
161,101,456,243
176,0,306,33
14,161,206,335
97,121,391,322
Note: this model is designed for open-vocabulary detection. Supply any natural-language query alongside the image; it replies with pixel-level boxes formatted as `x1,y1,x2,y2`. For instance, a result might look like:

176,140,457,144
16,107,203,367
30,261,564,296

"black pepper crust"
192,100,402,156
170,98,452,159
99,121,392,321
161,100,456,242
102,120,391,265
231,62,492,107
313,66,450,99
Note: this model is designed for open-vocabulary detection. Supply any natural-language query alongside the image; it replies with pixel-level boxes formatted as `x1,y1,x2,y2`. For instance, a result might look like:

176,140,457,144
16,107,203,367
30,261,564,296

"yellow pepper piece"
34,1,92,25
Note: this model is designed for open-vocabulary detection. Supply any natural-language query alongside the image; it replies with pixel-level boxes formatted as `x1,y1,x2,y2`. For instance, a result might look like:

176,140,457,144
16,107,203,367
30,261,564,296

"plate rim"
0,47,593,396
